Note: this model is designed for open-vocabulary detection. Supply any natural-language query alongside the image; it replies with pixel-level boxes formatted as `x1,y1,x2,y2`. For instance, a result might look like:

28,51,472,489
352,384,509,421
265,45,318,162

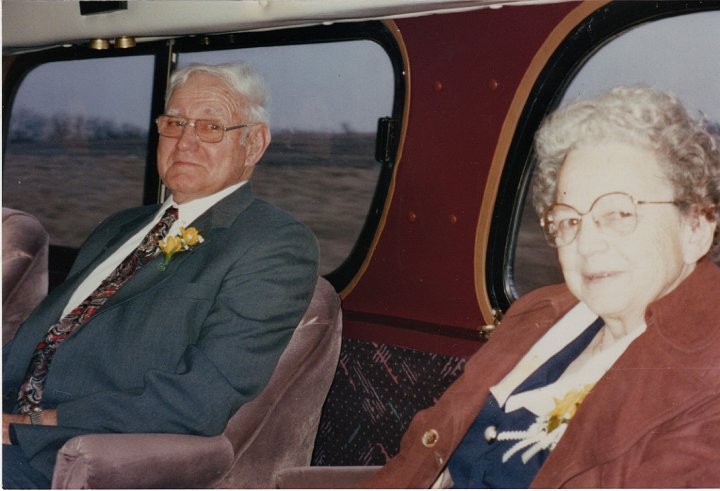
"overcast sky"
177,42,394,132
12,10,720,132
562,10,720,123
13,40,394,133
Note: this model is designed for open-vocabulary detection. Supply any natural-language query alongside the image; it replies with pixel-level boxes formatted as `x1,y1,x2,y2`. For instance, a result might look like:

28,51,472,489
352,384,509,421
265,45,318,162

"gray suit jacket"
2,184,319,479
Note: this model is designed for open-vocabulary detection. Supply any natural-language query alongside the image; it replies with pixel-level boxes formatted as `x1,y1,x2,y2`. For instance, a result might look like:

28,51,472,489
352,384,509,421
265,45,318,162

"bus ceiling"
3,0,561,52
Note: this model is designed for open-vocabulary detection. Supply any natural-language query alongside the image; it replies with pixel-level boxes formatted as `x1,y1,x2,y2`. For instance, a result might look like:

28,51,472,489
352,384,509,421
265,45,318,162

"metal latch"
478,308,504,340
375,117,399,164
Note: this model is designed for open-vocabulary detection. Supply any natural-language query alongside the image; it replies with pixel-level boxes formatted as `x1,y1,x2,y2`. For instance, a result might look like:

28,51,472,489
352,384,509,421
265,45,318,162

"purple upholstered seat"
3,208,49,344
50,277,342,489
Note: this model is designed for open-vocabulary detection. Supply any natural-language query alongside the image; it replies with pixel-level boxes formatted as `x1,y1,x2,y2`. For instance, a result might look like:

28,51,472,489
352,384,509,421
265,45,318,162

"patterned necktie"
15,207,179,414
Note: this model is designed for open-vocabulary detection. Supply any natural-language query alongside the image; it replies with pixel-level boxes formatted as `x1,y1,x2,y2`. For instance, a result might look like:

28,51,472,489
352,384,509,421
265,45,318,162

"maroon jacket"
362,260,720,488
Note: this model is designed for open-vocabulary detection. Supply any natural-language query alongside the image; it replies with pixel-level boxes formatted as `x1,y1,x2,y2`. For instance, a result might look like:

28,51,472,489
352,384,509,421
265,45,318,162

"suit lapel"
29,207,159,324
2,207,159,382
101,210,160,261
97,184,256,312
62,207,159,292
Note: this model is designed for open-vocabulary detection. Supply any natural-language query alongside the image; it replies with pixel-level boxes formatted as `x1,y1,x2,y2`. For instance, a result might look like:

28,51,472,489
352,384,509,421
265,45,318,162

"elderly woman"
362,85,720,488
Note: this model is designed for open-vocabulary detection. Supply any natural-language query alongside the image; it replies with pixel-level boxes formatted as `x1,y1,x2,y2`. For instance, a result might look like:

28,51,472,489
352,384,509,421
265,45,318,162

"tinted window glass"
3,57,154,248
512,11,720,297
177,41,394,275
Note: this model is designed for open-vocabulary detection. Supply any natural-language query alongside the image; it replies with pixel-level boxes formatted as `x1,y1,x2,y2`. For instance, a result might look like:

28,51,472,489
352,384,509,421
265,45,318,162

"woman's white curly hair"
532,84,720,259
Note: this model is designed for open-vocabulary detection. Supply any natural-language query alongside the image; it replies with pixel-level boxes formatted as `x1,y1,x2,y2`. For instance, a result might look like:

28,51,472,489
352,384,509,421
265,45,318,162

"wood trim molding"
340,19,412,298
473,0,611,321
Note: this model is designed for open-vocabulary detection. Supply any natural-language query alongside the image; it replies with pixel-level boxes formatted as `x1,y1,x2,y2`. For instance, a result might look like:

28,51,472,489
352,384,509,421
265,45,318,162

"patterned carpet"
312,337,467,465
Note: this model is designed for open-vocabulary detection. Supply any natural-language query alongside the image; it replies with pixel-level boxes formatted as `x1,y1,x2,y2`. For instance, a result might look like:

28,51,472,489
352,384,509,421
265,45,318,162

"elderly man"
2,62,319,488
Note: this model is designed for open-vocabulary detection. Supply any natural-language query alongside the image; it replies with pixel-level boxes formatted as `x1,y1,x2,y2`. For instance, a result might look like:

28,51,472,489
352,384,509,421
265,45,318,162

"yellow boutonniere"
158,227,204,271
180,226,203,246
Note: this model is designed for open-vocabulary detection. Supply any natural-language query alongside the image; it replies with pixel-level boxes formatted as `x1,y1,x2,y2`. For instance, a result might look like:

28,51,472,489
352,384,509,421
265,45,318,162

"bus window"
512,10,720,297
3,56,154,249
177,40,394,275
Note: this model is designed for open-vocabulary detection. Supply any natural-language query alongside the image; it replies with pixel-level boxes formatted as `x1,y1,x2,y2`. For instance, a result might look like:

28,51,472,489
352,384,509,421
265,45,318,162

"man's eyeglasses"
540,191,680,248
156,115,257,143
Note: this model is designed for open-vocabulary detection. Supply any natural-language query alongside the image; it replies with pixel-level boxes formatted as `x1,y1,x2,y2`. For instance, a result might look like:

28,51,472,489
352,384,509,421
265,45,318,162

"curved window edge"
484,0,718,314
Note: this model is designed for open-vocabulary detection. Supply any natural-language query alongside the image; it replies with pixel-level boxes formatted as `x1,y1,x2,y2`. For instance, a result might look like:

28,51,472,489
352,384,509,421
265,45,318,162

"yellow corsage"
158,227,204,271
546,383,593,432
497,383,595,463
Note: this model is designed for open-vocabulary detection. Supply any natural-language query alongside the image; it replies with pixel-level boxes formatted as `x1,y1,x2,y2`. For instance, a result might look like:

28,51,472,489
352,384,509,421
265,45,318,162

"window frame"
167,22,406,290
3,44,168,287
2,21,405,291
486,0,720,314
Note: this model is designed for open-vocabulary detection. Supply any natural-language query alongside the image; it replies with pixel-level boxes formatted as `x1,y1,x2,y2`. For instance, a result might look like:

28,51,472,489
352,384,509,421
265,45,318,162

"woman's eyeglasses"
540,191,680,248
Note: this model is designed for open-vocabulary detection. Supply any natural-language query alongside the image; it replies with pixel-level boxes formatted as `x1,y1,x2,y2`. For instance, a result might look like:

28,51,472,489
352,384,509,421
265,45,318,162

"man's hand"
3,410,58,444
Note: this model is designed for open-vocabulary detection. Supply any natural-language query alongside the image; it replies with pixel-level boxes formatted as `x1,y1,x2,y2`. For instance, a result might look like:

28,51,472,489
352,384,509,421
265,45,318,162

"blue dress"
448,317,604,488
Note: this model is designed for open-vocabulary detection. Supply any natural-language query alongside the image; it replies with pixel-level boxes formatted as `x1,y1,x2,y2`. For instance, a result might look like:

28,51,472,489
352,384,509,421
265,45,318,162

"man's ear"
681,209,716,264
243,124,271,168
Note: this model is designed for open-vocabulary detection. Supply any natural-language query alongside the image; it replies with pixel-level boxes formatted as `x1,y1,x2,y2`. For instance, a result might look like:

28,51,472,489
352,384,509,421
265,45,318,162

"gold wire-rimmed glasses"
540,191,680,248
156,115,258,143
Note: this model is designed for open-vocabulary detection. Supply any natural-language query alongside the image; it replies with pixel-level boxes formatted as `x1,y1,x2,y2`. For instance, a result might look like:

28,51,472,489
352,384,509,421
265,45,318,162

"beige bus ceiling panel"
3,0,562,50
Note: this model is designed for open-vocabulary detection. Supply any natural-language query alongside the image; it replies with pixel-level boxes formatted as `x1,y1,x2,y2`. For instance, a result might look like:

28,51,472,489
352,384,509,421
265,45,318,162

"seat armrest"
274,465,382,489
52,433,234,489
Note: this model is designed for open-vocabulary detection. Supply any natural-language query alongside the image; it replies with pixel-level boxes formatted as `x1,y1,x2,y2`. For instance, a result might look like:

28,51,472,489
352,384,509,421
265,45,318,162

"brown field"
3,132,587,289
2,133,380,275
2,132,567,288
7,130,719,309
